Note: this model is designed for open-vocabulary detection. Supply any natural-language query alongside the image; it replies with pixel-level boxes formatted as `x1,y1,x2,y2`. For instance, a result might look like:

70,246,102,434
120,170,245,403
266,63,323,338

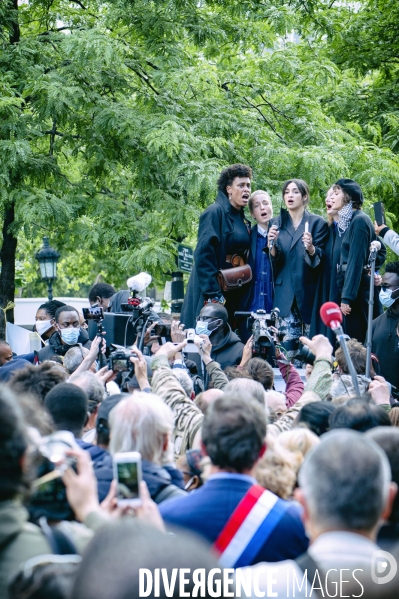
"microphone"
368,240,381,264
126,272,152,292
269,224,278,250
319,301,360,396
320,301,343,331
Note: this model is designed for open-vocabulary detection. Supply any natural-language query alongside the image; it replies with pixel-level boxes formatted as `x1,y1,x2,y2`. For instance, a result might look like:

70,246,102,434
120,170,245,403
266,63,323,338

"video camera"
235,309,280,360
121,272,154,318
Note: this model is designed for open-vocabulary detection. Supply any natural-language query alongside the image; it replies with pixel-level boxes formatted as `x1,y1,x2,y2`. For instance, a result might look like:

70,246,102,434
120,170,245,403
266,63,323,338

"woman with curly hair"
181,164,253,329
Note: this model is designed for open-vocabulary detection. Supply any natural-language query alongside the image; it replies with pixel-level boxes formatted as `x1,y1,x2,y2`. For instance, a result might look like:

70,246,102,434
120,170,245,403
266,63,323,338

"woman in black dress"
180,164,252,330
268,179,328,358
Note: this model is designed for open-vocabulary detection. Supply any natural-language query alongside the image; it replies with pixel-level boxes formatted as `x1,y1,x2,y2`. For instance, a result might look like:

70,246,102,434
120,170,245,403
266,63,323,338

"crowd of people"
1,165,399,598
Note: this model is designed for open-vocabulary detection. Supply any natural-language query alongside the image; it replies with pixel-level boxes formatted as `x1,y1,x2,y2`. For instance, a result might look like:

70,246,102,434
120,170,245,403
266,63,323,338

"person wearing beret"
267,179,329,360
330,178,386,343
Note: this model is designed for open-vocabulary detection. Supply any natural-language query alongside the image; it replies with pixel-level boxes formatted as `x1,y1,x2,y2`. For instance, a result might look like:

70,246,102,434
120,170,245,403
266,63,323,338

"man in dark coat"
38,305,91,363
372,262,399,397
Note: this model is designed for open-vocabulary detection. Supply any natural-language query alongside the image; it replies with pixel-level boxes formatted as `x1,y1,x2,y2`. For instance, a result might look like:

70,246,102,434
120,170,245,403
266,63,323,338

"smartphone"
186,328,195,342
374,202,386,227
113,452,142,507
154,323,171,337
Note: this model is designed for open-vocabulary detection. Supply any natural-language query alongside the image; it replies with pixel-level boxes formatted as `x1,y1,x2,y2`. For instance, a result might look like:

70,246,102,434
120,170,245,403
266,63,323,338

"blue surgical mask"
60,327,80,345
379,287,399,308
195,319,222,336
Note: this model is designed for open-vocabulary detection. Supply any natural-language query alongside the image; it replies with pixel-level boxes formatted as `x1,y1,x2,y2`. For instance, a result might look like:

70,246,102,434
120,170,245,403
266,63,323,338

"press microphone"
320,301,360,395
320,301,343,332
126,272,152,292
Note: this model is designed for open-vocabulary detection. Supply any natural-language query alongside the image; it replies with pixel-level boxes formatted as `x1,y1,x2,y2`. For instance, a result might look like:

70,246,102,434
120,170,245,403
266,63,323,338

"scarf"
337,202,353,236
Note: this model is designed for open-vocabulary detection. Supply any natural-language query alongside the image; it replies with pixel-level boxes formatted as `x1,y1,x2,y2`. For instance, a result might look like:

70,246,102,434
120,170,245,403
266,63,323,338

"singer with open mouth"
181,164,253,329
268,179,329,361
332,178,386,343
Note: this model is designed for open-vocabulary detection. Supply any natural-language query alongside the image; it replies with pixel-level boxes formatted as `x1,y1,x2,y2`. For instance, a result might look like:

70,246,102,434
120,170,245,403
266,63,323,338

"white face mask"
35,319,53,336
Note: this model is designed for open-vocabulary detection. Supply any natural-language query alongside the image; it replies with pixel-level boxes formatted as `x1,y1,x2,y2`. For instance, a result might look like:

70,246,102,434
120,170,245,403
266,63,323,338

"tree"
2,0,399,337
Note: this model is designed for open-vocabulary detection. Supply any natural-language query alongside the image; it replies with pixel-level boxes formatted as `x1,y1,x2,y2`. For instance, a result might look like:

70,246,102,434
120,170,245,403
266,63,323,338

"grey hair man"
64,346,93,375
223,378,266,406
109,393,186,503
246,429,397,598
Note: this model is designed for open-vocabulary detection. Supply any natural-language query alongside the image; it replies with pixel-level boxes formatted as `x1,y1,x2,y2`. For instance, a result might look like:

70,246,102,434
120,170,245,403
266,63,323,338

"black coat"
310,223,342,340
270,209,329,324
372,308,399,392
210,324,245,370
180,191,251,329
337,210,386,342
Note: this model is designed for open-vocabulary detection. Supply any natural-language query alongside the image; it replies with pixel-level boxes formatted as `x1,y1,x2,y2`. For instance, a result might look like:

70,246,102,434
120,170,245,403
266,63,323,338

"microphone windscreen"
370,240,381,251
320,302,343,328
126,272,152,292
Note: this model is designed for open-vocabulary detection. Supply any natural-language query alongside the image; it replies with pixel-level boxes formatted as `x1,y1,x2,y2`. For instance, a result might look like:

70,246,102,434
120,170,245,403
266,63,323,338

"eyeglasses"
197,316,216,322
381,285,399,292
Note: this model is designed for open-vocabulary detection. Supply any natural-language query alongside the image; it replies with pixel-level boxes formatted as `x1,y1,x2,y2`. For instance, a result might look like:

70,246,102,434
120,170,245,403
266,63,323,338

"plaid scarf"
337,202,353,236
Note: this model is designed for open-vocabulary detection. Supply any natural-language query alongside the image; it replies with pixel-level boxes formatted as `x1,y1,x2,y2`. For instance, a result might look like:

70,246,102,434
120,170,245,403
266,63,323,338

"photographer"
151,341,204,460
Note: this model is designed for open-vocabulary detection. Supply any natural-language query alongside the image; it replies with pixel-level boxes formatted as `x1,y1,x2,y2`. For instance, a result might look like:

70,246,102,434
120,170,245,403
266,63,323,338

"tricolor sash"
214,484,290,568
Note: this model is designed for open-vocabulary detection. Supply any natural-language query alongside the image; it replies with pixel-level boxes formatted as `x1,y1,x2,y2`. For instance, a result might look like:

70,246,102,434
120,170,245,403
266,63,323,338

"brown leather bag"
217,254,252,292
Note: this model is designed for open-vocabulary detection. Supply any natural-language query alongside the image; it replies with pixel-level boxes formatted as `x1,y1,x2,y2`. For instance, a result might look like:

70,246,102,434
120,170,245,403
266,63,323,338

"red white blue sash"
214,484,289,568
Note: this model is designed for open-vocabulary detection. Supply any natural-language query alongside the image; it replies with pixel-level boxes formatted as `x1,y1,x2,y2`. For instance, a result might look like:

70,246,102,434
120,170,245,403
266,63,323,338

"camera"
28,431,78,522
121,293,154,315
108,349,136,372
295,342,316,366
251,309,280,357
82,306,104,321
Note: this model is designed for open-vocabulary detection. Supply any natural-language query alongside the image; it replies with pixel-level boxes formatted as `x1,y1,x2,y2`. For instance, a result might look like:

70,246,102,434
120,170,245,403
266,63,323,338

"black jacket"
180,191,251,328
337,210,384,304
270,209,329,324
310,223,343,340
37,329,91,362
210,324,244,370
372,308,399,391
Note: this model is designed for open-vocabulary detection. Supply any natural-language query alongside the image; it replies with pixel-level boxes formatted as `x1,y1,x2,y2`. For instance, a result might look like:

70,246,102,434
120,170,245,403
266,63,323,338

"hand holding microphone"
268,224,279,252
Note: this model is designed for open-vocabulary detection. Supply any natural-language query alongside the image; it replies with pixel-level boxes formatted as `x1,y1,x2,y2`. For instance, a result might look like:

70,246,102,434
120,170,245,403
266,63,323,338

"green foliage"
1,0,399,300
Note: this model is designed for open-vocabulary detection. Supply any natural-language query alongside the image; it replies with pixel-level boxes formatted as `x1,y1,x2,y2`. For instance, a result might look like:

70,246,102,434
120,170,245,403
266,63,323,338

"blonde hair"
109,393,174,465
255,437,302,500
278,428,320,458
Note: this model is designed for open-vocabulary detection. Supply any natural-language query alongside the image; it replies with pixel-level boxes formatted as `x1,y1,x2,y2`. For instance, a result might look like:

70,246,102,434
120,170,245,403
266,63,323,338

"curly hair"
255,437,302,500
8,362,68,403
385,262,399,277
217,164,252,195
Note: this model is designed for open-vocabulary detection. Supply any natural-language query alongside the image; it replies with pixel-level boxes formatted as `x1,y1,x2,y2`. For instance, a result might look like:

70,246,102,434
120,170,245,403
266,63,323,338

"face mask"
60,327,80,345
195,319,222,336
35,319,53,336
379,287,399,308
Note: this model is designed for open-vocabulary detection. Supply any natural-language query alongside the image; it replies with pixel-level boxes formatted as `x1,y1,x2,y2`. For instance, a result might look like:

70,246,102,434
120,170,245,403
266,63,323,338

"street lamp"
35,237,60,300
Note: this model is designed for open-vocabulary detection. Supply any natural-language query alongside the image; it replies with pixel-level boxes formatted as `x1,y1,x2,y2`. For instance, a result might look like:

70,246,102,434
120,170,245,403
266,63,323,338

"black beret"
335,178,364,205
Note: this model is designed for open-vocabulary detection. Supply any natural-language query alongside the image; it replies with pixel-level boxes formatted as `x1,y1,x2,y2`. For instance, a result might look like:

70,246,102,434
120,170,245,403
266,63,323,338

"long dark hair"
282,179,310,208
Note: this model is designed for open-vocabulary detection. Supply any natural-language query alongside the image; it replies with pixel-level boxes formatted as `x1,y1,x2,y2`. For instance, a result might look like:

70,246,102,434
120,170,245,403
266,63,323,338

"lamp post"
35,237,60,300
